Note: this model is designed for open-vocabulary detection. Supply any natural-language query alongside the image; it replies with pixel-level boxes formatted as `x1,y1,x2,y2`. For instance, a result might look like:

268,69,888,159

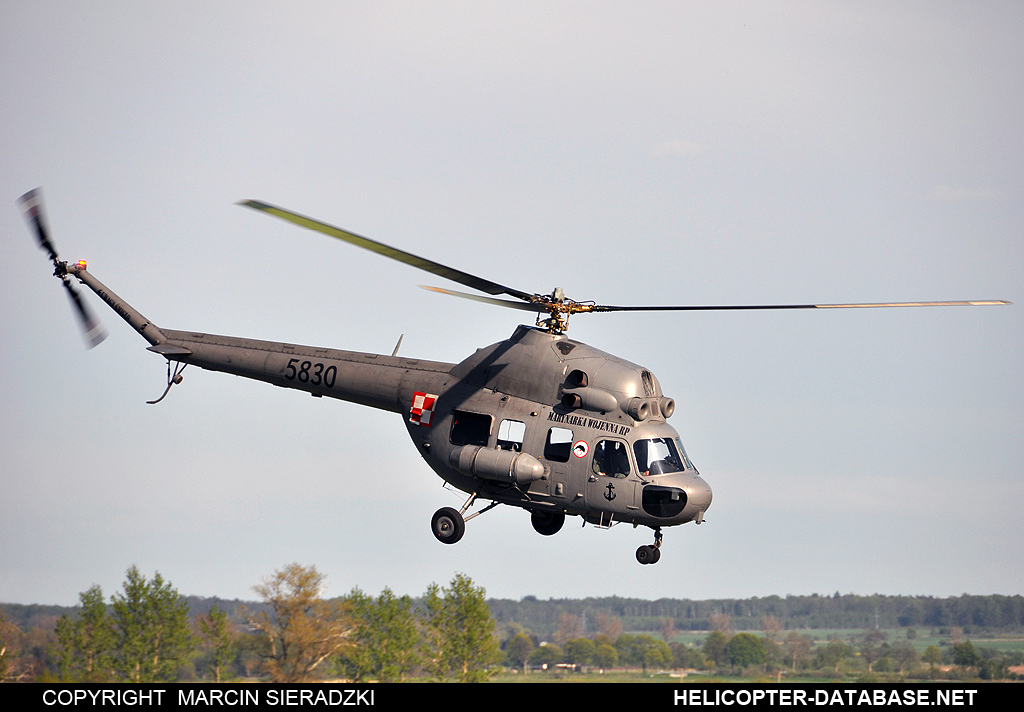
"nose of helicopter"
639,472,713,524
685,475,713,520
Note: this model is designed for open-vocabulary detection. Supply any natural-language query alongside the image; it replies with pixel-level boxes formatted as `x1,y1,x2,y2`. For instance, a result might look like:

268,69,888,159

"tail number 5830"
284,358,337,389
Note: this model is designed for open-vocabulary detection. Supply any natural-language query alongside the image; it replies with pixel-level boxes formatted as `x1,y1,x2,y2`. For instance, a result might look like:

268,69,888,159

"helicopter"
18,188,1009,564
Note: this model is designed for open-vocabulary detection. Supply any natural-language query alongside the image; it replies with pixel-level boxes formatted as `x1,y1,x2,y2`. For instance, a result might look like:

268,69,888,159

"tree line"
4,580,1023,682
487,592,1024,637
496,611,1022,681
1,564,499,683
688,621,1021,681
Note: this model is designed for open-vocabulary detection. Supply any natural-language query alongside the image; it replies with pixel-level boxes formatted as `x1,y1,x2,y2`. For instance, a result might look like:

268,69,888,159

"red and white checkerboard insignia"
409,392,438,427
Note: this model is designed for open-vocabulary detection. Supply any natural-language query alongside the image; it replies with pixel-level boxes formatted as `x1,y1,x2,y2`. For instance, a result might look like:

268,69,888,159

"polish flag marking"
410,392,438,427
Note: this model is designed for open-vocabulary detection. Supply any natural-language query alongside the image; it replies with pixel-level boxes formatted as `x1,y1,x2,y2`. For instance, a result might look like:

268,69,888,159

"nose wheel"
531,509,565,536
636,528,663,565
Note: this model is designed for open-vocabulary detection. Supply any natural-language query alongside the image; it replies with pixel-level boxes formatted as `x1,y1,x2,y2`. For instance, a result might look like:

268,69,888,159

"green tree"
922,645,943,672
342,587,420,682
421,573,500,682
671,642,705,670
702,630,729,668
642,640,672,672
727,632,767,669
505,632,534,673
952,640,980,668
563,637,597,668
110,567,194,682
247,563,354,682
889,640,917,675
977,656,1006,681
815,637,853,674
614,633,637,666
763,638,782,672
54,585,115,681
198,604,235,683
616,633,670,672
594,642,618,670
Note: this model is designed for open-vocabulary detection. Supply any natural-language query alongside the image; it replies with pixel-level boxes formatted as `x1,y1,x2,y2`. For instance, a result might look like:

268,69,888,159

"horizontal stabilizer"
147,343,193,356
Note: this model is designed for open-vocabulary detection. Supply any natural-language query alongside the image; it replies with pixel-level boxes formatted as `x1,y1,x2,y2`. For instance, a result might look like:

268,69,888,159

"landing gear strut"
636,528,663,565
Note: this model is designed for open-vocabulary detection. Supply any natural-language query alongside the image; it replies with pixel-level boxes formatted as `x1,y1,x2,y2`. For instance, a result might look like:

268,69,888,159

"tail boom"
70,264,454,413
70,264,166,347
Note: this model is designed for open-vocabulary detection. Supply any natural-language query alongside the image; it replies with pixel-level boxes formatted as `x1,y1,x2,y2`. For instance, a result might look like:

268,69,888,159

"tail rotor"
18,188,108,348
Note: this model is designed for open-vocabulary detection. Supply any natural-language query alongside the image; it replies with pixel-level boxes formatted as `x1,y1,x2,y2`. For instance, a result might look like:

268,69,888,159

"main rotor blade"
419,285,547,312
240,200,534,301
18,188,58,261
589,300,1010,312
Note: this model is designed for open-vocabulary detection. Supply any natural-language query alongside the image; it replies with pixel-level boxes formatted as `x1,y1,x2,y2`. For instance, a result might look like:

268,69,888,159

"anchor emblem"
604,482,616,501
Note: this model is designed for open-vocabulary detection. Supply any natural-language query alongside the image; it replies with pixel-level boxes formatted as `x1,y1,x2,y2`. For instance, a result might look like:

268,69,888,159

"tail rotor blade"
19,187,108,348
62,279,108,348
17,188,58,262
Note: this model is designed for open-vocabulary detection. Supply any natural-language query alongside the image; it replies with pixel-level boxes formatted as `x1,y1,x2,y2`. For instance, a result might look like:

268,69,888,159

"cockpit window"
633,437,686,476
592,439,631,479
674,437,697,473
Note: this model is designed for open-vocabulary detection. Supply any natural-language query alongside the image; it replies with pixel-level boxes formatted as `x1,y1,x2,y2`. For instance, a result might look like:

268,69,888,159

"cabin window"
450,410,491,447
497,419,526,451
544,427,574,462
592,439,631,479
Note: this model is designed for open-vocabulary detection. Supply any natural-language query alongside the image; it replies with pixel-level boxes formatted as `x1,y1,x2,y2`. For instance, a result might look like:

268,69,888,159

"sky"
1,2,1021,608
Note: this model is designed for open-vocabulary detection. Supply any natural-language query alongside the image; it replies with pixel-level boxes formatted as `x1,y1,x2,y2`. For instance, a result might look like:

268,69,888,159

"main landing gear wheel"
431,507,465,544
636,545,661,564
531,510,565,536
636,527,663,565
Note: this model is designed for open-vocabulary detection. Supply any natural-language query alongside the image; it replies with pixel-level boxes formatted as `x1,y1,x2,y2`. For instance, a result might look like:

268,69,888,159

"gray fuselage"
74,265,712,533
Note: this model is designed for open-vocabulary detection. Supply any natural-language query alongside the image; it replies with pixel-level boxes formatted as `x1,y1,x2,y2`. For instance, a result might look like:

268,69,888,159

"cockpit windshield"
633,437,692,476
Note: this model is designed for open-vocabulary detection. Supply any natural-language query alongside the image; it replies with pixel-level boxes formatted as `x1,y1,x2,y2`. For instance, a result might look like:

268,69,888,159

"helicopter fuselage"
72,264,711,546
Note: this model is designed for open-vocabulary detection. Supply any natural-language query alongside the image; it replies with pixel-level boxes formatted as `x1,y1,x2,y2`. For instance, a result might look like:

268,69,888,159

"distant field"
663,628,1024,655
970,636,1024,652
